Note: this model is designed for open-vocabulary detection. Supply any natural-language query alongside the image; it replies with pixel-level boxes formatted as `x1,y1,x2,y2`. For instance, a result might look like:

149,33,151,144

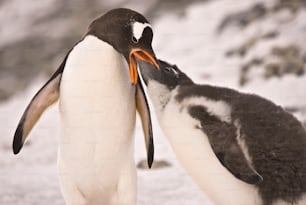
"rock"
137,159,172,170
239,73,249,87
271,45,300,57
145,0,207,19
265,45,305,78
273,0,306,13
226,31,278,58
264,62,282,78
218,3,267,32
238,44,305,85
219,0,306,33
226,37,258,57
261,31,279,39
264,57,304,78
239,58,264,86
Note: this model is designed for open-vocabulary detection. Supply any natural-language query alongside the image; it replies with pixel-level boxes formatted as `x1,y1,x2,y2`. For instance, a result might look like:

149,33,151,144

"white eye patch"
132,21,152,42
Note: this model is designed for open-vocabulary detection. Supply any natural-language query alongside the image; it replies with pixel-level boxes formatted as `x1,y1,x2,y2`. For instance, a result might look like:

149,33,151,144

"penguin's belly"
58,36,136,199
158,97,261,205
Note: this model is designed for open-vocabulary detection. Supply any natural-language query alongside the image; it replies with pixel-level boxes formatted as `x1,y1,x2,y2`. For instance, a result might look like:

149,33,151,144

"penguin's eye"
132,36,139,43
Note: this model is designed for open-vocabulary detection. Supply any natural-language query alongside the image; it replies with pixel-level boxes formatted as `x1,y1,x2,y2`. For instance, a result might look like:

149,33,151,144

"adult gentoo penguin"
13,8,159,205
138,60,306,205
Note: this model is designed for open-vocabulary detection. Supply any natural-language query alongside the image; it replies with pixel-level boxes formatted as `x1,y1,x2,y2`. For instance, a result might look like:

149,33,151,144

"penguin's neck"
63,35,130,86
146,80,173,116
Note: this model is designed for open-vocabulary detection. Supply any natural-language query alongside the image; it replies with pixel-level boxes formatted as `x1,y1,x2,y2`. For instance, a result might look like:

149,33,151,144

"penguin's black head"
87,8,159,84
139,60,193,90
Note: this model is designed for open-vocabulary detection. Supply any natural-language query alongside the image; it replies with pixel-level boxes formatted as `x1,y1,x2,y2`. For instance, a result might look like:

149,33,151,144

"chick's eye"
164,66,179,78
164,67,173,73
132,36,138,43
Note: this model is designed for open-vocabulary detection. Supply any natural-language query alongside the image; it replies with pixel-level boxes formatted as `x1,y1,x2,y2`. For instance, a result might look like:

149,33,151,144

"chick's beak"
129,48,159,84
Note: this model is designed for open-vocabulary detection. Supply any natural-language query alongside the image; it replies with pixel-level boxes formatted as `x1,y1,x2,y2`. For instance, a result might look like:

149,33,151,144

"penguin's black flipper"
215,147,263,184
189,105,262,185
135,78,154,168
13,55,68,154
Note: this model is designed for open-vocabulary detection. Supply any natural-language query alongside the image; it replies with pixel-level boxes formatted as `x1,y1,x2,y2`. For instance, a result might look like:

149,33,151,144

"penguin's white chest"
58,35,136,203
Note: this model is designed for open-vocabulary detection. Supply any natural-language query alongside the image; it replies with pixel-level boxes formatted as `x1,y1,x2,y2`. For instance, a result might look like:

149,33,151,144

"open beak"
129,48,160,84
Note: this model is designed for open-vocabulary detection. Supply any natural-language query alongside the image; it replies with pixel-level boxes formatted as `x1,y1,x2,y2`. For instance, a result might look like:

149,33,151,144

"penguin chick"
139,60,306,205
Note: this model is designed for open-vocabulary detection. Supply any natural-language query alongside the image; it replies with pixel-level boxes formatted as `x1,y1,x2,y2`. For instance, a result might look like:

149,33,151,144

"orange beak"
129,48,160,84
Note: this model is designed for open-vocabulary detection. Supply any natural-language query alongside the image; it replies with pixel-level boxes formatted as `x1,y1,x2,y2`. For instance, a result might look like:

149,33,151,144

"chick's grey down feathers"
139,59,306,205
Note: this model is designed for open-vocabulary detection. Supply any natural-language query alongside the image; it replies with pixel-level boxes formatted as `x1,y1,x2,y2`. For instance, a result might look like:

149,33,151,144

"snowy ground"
1,0,306,205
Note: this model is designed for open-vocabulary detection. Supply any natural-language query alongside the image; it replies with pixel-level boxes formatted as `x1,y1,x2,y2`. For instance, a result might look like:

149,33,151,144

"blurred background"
1,0,306,204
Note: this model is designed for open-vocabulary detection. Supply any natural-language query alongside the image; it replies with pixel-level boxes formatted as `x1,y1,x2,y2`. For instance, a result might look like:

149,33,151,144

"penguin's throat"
147,81,173,112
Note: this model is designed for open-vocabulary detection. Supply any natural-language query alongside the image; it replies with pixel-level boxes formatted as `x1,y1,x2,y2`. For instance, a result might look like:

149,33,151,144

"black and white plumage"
139,60,306,205
12,8,159,205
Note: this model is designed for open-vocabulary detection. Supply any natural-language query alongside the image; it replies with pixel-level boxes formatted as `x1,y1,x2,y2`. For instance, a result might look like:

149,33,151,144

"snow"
1,0,306,204
152,0,306,120
0,0,58,46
